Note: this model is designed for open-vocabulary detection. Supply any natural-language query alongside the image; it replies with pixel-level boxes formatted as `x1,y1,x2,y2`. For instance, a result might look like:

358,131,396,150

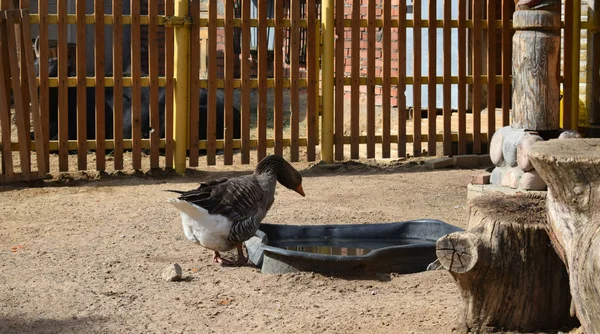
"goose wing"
175,176,264,223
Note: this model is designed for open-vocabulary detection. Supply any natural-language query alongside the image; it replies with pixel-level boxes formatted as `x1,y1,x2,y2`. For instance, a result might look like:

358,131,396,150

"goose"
167,155,305,266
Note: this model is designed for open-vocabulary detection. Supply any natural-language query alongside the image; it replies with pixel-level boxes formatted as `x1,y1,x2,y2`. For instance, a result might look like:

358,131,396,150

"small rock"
520,170,547,190
489,127,506,166
502,127,526,167
558,130,582,139
490,166,509,185
517,133,544,172
162,263,183,282
501,167,524,189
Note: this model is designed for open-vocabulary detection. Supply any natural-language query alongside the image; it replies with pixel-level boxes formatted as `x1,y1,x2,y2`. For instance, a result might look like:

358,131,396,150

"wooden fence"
0,0,597,180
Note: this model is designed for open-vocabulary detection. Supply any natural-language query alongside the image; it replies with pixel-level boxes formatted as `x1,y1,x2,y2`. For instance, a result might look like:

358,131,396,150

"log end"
436,232,480,274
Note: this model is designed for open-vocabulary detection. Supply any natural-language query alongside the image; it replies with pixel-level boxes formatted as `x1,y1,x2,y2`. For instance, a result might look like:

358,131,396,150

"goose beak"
294,184,305,197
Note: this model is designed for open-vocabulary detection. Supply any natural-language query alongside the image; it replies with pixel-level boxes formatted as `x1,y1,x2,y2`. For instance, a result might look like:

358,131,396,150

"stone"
501,167,524,189
162,263,183,282
502,128,527,167
558,130,582,139
520,170,547,190
517,132,544,172
490,166,510,185
489,126,507,166
453,155,480,169
471,173,491,185
424,157,454,170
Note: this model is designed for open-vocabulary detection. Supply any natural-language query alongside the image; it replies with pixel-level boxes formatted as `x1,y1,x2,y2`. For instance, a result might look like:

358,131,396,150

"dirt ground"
0,155,483,334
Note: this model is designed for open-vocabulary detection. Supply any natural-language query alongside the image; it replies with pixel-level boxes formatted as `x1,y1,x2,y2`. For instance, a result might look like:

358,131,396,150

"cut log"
529,138,600,332
436,193,576,332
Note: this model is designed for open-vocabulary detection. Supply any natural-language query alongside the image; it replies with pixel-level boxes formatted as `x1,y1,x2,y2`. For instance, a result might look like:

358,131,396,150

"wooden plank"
149,0,159,168
241,0,251,163
131,0,141,169
207,0,217,165
501,0,510,126
0,16,13,178
58,0,68,171
563,0,573,129
413,0,422,157
443,0,451,155
427,0,437,156
272,0,283,157
95,0,106,171
487,0,496,141
350,0,360,159
113,0,124,170
224,0,235,163
38,0,49,169
257,0,267,161
472,0,482,153
397,0,407,158
188,0,200,166
76,0,87,170
458,0,467,154
366,0,375,158
164,0,174,169
289,0,299,162
334,0,344,161
21,11,48,176
306,0,316,161
19,3,30,152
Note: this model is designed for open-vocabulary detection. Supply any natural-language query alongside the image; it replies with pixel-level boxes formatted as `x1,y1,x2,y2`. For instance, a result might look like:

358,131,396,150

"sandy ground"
0,156,482,334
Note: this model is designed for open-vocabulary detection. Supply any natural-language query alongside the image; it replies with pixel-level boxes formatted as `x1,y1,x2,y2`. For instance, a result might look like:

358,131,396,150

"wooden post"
173,0,190,173
587,0,600,133
511,7,560,131
529,138,600,332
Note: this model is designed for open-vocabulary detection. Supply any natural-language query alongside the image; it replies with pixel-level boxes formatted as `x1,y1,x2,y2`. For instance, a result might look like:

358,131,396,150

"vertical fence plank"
241,0,251,163
366,0,375,158
381,0,391,158
224,0,234,164
257,0,267,161
273,0,283,157
0,22,12,178
397,0,407,158
76,0,87,170
38,0,49,168
113,0,124,170
95,0,106,171
487,0,496,141
442,0,451,155
457,0,466,154
427,0,436,156
350,0,359,159
289,0,299,162
334,0,344,161
472,0,482,153
58,0,68,171
501,0,510,126
7,12,30,178
19,2,30,147
413,0,422,157
164,0,174,168
306,0,316,161
21,11,47,175
189,0,200,166
131,0,142,169
563,0,573,129
149,0,159,168
207,0,217,164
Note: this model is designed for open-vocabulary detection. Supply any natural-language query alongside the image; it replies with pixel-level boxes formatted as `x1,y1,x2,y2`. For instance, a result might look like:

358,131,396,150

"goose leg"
213,251,234,265
235,242,248,266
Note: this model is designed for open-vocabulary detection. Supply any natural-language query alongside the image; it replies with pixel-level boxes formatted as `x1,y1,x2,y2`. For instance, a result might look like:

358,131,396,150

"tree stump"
529,138,600,332
511,9,560,131
436,193,576,332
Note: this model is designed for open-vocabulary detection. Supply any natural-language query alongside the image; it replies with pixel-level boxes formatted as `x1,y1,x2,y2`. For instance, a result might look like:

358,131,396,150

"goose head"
255,155,305,197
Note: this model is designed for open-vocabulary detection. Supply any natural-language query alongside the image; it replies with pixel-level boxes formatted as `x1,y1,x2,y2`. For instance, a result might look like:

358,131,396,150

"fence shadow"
0,315,109,334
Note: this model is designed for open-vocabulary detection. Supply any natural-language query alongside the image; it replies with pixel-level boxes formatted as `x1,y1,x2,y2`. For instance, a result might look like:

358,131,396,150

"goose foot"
213,251,234,265
234,243,248,266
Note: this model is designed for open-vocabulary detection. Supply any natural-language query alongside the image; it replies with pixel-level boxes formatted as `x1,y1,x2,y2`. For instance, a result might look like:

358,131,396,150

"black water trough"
244,219,463,275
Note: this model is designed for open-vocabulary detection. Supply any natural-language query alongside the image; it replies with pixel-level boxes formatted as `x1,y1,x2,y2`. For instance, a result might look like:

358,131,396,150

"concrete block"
424,157,454,170
453,154,480,169
471,173,491,185
467,183,547,201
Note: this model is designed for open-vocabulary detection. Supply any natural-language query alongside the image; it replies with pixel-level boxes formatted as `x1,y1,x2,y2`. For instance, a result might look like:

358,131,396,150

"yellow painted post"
321,0,334,163
173,0,191,173
571,0,581,130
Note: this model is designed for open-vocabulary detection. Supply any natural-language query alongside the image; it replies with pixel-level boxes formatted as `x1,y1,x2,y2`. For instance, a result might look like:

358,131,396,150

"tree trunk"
436,193,576,332
529,138,600,332
511,10,560,131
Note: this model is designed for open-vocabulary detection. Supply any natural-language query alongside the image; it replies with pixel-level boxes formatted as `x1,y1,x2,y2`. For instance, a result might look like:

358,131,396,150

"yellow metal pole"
173,0,191,173
571,0,581,130
321,0,334,163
